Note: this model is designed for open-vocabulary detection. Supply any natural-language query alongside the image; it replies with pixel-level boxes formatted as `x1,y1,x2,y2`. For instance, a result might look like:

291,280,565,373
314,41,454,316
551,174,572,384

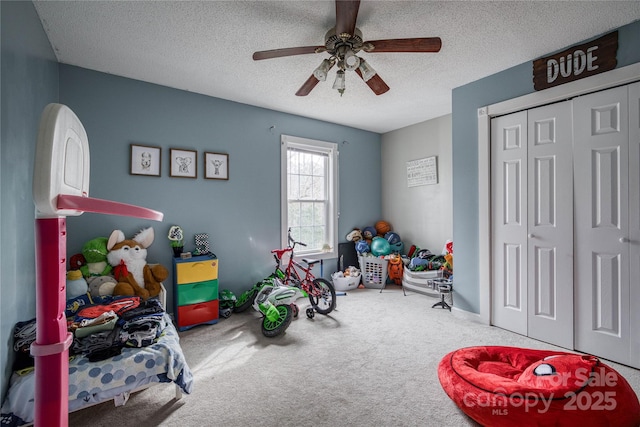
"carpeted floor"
68,286,640,426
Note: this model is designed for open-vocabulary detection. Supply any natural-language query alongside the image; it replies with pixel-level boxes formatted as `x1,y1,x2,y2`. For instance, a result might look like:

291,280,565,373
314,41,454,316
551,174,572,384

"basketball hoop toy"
31,104,163,426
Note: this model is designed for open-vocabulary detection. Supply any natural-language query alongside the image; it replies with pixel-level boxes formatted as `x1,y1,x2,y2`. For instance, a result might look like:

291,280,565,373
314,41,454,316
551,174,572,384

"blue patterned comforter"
1,313,193,426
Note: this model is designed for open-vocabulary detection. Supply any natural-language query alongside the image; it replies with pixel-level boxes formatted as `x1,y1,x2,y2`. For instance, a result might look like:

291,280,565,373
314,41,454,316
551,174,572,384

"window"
281,134,338,259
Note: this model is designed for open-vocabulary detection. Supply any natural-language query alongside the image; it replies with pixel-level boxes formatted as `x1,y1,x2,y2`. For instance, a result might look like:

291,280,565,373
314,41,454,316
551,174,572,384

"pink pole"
32,217,71,427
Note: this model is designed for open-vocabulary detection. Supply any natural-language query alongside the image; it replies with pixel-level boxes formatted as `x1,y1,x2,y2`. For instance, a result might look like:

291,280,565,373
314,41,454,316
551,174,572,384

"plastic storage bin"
332,274,361,291
358,256,388,289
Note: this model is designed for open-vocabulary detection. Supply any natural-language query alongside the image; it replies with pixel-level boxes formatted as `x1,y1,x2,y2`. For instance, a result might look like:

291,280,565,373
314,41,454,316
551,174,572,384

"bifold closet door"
630,82,640,367
526,102,573,349
573,83,637,368
492,111,528,336
491,102,573,349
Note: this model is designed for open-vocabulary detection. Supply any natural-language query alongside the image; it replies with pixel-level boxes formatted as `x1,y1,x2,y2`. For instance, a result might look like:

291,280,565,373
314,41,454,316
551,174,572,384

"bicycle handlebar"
287,228,307,248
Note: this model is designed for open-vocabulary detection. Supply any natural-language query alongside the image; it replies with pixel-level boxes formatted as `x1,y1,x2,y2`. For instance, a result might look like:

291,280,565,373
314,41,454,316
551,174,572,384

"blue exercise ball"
370,237,391,256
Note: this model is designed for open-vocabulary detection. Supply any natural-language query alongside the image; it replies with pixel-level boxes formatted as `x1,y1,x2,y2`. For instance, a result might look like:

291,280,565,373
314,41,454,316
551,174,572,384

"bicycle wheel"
308,278,336,315
261,304,293,337
233,287,258,313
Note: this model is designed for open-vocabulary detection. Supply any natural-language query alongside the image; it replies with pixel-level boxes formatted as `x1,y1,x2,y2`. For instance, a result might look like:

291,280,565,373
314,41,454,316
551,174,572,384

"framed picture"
170,148,197,178
406,156,438,187
204,152,229,180
130,144,161,176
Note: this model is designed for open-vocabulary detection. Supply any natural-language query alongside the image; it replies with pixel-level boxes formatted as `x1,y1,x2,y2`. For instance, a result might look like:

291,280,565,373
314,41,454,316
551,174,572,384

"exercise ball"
375,220,392,236
370,237,391,256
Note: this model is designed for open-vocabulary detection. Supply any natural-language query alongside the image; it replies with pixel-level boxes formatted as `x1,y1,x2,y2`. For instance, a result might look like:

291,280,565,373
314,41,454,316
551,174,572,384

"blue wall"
451,20,640,313
1,1,59,402
58,66,382,312
1,2,381,400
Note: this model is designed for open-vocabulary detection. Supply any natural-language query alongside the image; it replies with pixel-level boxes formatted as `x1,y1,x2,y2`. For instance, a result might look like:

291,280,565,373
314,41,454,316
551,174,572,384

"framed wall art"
204,152,229,180
170,148,197,178
406,156,438,187
130,144,161,176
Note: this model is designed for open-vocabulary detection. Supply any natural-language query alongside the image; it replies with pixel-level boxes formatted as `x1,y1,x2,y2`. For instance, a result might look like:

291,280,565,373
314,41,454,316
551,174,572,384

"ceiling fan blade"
355,68,390,95
335,0,360,38
295,75,321,96
364,37,442,53
253,46,325,61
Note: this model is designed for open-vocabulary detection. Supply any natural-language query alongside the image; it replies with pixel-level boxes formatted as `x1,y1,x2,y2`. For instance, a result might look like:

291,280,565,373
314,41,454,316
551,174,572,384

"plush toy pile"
68,227,168,301
438,346,640,427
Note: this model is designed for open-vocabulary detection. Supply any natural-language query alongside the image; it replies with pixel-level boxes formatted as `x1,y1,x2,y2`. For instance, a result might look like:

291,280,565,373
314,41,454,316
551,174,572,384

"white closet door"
629,82,640,367
574,85,631,366
526,101,574,348
491,111,528,336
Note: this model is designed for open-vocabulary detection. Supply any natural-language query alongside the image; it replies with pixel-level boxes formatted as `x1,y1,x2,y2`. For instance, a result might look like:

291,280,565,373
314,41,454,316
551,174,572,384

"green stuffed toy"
79,237,113,278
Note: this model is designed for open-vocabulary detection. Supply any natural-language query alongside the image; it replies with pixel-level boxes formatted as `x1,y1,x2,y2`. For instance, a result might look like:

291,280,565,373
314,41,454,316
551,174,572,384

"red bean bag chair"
438,346,640,427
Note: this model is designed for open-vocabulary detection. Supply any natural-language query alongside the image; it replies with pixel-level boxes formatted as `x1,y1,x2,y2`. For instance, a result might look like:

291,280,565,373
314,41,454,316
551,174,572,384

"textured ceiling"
33,1,640,134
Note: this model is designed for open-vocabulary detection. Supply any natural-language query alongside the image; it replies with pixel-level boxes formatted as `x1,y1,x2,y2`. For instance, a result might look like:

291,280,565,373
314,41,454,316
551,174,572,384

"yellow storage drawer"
175,257,218,284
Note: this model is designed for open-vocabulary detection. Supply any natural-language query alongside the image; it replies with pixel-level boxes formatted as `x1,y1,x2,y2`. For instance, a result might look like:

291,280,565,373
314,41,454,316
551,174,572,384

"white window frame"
281,134,338,260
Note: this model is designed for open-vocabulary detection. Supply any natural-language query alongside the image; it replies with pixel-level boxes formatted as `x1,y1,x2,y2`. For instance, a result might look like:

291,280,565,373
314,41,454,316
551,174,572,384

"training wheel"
291,303,299,318
306,307,315,319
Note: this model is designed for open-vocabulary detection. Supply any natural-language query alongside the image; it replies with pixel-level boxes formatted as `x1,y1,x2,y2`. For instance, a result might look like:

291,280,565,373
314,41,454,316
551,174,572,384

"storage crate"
358,256,388,289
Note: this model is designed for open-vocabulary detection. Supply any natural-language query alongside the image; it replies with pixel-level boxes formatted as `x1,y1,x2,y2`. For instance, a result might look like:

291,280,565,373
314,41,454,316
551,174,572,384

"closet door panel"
574,85,631,366
491,111,528,336
527,101,573,349
629,81,640,367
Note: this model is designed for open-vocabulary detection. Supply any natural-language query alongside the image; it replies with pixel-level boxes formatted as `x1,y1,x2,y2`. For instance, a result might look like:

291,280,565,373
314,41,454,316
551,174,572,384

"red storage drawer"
177,299,219,331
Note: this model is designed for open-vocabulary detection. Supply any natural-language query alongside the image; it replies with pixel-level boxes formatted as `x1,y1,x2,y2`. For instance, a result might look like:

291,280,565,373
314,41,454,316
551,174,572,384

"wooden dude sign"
533,31,617,91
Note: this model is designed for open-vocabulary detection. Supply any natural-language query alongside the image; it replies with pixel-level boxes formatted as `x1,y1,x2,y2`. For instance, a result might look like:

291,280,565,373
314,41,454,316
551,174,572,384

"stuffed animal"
79,237,113,278
345,228,362,243
87,275,118,298
387,254,404,285
66,270,88,299
106,227,168,299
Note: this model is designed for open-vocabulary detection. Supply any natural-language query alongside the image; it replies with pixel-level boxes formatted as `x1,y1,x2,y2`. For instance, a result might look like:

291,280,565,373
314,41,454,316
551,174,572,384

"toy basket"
358,256,388,289
332,274,361,291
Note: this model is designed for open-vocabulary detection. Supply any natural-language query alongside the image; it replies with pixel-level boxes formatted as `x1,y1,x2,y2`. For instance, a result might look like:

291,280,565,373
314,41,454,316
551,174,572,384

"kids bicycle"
272,228,337,318
234,229,337,337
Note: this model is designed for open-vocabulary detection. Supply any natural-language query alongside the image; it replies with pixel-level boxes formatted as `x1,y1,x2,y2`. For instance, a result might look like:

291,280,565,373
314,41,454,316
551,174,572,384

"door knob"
528,233,535,239
619,237,630,243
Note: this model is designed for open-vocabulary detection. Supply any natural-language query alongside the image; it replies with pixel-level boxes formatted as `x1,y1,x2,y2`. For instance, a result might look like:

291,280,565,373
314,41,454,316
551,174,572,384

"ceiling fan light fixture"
358,58,377,82
332,69,346,94
313,59,331,81
343,49,360,71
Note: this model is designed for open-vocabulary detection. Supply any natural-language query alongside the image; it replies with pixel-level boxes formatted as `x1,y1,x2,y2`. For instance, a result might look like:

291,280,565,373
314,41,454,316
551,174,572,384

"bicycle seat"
302,258,320,266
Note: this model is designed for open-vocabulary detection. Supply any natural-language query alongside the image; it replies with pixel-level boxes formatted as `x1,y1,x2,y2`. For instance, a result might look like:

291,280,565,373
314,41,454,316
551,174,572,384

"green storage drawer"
177,279,218,306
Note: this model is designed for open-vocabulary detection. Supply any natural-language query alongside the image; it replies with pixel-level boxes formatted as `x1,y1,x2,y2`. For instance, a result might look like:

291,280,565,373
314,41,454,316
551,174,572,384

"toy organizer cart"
358,256,388,289
32,103,164,427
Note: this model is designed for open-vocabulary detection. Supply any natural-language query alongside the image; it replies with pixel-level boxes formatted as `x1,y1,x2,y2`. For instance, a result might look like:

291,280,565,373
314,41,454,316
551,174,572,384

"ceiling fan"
252,0,442,97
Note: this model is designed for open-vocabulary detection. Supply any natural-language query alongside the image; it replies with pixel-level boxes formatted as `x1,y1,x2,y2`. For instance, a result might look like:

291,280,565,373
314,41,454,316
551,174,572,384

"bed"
1,285,193,427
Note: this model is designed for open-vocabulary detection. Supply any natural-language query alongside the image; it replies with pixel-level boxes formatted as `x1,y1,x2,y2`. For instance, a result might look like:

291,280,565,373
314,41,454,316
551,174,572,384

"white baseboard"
451,306,487,325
